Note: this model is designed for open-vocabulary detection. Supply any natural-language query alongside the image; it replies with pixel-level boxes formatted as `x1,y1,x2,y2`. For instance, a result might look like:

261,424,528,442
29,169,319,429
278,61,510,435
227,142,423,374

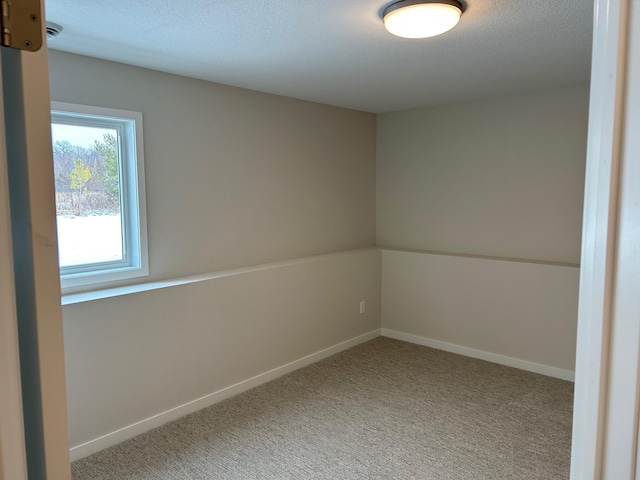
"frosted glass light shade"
383,1,462,39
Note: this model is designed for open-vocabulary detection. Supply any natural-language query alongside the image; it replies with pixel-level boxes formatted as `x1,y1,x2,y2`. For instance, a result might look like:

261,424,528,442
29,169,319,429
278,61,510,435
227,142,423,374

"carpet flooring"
71,337,574,479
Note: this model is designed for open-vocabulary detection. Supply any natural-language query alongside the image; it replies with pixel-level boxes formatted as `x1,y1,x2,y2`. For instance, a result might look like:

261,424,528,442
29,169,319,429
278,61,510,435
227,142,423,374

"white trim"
0,49,28,480
571,0,632,478
50,101,149,293
379,246,580,269
381,329,575,382
62,247,380,305
17,20,71,477
600,0,640,476
69,329,382,461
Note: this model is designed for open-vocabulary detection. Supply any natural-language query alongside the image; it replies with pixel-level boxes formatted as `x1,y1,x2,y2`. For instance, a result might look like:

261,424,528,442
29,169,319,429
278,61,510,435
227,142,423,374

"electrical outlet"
359,301,366,315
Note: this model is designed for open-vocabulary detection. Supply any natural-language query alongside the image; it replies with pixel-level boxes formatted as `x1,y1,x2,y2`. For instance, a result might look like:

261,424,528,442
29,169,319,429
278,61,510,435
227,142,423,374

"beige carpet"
71,337,573,479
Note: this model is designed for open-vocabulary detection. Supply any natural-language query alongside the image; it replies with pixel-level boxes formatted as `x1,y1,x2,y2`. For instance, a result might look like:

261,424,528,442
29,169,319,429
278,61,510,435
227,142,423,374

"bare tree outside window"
52,124,123,267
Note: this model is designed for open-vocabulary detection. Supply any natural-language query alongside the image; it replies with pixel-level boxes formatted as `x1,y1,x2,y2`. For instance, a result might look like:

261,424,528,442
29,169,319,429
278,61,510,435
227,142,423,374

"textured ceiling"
44,0,593,113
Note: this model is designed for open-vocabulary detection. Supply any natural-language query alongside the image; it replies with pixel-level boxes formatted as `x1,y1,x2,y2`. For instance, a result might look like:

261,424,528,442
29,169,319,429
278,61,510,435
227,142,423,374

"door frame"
0,49,28,480
0,0,71,477
571,0,640,477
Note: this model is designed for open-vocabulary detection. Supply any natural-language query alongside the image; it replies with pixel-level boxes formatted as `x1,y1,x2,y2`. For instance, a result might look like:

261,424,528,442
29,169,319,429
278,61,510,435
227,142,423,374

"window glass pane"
51,123,124,267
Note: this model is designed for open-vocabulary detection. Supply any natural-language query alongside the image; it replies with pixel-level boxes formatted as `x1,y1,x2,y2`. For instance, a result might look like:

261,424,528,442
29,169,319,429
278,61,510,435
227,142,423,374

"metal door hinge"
1,0,42,51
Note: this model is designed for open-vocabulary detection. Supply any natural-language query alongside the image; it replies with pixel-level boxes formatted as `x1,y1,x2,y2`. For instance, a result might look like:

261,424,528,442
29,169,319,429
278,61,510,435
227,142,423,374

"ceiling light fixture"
383,0,463,39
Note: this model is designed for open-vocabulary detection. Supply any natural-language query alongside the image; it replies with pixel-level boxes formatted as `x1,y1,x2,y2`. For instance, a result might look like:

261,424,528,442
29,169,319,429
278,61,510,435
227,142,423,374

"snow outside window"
51,102,148,292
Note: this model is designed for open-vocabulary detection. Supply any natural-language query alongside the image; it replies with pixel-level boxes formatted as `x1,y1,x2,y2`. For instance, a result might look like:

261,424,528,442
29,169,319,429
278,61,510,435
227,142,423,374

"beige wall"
377,86,589,374
64,249,381,453
382,250,579,373
49,51,376,282
377,85,589,265
48,52,380,457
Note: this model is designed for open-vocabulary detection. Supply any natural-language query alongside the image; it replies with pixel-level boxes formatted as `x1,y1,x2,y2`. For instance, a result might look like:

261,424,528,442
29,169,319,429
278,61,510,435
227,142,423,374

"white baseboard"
381,329,575,382
69,329,382,461
70,327,572,461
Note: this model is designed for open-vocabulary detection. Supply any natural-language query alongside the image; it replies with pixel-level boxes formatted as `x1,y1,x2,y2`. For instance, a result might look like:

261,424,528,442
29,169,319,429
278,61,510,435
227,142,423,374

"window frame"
51,102,149,292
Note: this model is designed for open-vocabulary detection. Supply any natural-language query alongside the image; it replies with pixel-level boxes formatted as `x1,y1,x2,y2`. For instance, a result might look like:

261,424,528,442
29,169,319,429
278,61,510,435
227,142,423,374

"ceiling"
44,0,593,113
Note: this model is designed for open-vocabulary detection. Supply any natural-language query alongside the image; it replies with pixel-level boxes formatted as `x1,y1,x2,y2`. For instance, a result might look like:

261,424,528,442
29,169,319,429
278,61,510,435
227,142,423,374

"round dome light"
383,0,463,39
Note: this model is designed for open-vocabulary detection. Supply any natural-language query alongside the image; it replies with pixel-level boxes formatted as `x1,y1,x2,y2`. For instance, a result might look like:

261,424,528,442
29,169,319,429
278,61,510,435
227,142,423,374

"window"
51,102,148,291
